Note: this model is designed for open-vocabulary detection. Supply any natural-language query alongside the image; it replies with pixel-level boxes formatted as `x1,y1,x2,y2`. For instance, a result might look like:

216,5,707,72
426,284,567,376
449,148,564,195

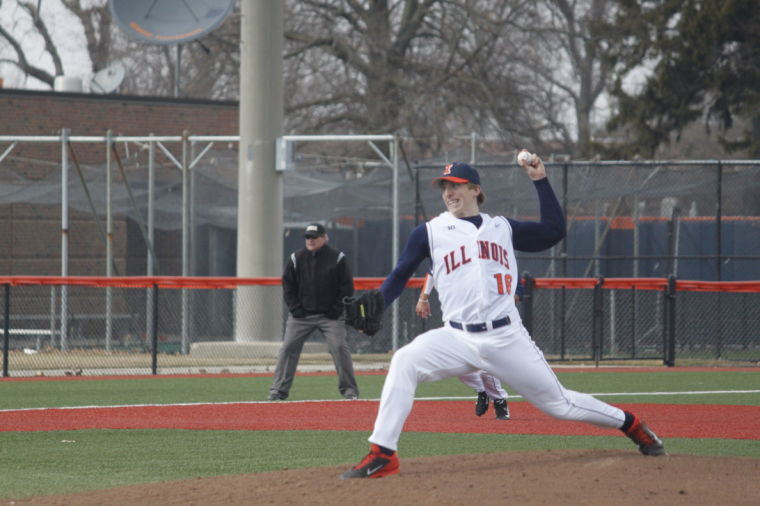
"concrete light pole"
235,0,284,345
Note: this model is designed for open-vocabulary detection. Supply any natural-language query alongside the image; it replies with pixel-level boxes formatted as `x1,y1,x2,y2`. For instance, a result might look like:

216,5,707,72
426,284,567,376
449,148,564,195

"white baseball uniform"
369,211,626,451
421,272,509,401
459,370,509,400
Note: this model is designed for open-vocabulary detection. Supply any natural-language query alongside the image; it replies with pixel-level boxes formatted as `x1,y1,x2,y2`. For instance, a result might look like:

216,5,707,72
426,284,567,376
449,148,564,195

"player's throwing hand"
517,149,547,181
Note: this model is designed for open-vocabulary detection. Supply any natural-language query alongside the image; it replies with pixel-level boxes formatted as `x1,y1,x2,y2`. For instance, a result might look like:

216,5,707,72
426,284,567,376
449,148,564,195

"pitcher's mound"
13,450,760,505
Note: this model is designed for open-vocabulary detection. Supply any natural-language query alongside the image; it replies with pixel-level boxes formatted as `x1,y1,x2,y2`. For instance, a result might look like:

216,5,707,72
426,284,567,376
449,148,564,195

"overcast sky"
0,0,92,90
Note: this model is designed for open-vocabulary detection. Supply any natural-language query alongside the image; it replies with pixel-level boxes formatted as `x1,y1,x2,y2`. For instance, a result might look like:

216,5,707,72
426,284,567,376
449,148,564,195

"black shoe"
475,391,489,416
494,398,510,420
268,391,287,401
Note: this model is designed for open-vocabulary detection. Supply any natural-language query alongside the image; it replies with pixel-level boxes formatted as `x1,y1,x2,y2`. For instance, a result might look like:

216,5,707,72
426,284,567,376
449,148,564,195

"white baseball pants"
369,322,625,451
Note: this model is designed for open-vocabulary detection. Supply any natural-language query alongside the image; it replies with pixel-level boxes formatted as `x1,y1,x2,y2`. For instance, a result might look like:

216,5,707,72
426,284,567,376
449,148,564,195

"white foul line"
0,389,758,413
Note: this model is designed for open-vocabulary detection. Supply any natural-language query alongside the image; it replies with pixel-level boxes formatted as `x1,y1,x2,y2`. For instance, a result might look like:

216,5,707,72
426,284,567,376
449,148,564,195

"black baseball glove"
343,290,385,336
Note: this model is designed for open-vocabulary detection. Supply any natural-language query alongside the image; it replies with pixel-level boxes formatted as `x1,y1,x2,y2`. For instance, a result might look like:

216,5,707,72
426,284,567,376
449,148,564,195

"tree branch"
20,1,64,76
0,21,55,85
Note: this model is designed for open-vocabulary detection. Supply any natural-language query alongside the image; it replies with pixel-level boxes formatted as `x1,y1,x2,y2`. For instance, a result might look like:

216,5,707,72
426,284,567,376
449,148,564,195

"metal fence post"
522,272,534,335
2,284,9,377
60,128,70,351
181,131,190,355
667,206,681,276
151,284,159,375
593,277,605,366
561,163,568,278
716,290,724,360
630,286,637,359
146,135,156,344
663,275,677,366
560,165,568,360
559,286,567,359
716,161,723,281
106,129,113,352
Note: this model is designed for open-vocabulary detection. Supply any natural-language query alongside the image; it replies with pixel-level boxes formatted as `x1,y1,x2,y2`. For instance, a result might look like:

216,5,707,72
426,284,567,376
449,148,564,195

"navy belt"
449,316,510,333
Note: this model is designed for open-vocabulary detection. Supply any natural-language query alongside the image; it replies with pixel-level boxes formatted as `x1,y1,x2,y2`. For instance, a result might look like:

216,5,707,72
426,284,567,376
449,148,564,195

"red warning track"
0,401,757,440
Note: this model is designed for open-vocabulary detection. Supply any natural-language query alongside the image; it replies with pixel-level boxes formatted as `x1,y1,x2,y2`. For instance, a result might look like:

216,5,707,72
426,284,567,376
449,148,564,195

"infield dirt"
9,450,759,505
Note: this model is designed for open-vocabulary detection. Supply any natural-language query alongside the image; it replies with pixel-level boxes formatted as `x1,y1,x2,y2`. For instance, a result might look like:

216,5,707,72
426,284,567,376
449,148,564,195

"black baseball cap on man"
433,162,481,186
304,223,326,238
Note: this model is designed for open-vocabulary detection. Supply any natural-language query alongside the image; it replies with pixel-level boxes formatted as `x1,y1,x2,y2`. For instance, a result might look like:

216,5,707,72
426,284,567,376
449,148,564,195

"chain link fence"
1,135,758,282
415,159,760,282
1,134,759,375
2,277,758,377
521,278,760,364
526,282,667,362
0,280,284,376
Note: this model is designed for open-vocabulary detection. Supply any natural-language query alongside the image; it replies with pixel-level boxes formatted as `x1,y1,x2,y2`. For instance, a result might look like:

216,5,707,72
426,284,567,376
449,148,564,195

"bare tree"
2,0,623,159
282,0,624,158
507,0,620,158
61,0,112,73
283,0,540,156
0,0,65,86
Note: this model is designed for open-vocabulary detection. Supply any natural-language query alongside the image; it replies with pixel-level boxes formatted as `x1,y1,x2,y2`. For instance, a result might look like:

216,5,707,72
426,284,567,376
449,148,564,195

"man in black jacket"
268,223,359,400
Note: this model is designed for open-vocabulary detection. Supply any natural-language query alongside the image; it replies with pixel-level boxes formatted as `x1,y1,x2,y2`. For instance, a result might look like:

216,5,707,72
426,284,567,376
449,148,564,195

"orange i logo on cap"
443,164,452,175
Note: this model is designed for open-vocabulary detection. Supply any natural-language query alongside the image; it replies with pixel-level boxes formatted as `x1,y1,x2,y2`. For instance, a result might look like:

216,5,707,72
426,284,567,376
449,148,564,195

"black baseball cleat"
267,391,287,401
493,398,510,420
341,444,400,479
475,391,489,416
625,415,667,456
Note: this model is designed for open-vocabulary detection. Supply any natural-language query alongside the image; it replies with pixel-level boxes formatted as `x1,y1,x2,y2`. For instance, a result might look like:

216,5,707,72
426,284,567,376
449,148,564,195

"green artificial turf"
0,369,758,498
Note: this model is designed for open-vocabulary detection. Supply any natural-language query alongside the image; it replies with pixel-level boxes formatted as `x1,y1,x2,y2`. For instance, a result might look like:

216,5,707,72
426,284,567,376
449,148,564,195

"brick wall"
0,89,238,136
0,89,239,277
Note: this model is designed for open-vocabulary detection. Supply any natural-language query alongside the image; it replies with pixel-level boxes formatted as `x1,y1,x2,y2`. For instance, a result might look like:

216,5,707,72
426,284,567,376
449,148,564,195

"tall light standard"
235,1,284,343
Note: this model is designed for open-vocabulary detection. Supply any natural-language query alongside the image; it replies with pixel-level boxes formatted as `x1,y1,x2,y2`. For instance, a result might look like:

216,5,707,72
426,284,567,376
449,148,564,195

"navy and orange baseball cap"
433,162,481,186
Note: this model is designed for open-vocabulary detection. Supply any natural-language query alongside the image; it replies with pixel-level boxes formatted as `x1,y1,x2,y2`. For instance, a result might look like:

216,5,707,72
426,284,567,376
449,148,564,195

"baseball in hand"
517,150,533,165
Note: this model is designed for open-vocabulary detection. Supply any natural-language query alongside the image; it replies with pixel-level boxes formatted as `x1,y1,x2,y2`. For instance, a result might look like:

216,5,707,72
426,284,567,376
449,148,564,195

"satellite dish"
90,60,126,94
109,0,235,45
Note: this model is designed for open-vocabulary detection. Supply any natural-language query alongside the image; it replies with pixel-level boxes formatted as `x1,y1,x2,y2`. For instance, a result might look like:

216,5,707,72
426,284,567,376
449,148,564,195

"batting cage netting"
0,133,758,375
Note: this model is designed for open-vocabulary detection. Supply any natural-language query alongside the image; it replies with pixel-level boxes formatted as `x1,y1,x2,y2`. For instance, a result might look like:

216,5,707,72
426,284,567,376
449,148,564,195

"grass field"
1,368,758,499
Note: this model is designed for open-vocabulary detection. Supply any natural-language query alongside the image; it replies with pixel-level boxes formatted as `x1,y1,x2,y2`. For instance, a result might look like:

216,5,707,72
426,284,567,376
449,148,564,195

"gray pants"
269,314,359,399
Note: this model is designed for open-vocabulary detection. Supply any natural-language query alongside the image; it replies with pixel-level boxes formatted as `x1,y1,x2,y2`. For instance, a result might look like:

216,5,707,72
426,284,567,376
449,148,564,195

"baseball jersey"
380,178,564,308
426,212,517,323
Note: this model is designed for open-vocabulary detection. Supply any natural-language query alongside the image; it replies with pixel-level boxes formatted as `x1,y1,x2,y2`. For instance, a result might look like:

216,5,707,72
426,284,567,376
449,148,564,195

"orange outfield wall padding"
0,276,757,292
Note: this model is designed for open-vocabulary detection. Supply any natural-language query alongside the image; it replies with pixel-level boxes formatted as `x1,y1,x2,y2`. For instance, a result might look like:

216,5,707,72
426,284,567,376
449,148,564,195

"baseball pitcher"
341,153,666,479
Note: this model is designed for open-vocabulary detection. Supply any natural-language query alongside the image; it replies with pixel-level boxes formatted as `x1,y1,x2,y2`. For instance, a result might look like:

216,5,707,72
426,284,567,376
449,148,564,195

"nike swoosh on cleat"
366,465,384,476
